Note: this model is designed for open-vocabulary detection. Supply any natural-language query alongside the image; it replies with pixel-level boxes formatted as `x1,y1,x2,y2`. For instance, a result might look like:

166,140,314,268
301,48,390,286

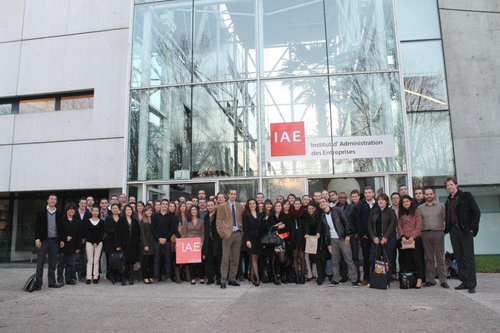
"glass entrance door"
144,183,216,202
308,177,386,199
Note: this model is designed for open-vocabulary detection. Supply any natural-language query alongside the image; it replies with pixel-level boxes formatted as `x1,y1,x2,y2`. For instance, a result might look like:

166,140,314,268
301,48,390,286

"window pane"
408,112,455,178
19,98,56,114
193,0,256,82
262,77,333,176
330,73,406,173
128,87,192,181
131,1,193,88
261,0,328,77
60,95,94,111
402,41,448,111
397,0,441,41
192,82,258,178
219,179,258,202
325,0,398,73
263,178,305,201
0,103,12,115
308,177,386,197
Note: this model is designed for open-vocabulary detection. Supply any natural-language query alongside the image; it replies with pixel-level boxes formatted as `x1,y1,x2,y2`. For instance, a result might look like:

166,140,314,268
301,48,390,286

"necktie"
232,204,237,228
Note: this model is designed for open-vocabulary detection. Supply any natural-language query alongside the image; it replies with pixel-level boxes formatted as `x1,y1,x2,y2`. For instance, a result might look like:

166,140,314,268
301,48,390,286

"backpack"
23,274,37,292
109,251,125,275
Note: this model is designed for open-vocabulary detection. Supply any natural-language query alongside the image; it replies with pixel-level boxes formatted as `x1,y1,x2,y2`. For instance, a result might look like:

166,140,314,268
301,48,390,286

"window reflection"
0,104,12,115
263,178,305,200
402,41,448,111
408,112,455,178
397,0,441,41
219,179,258,202
132,0,193,87
60,95,94,111
325,0,398,73
19,98,56,114
193,0,257,82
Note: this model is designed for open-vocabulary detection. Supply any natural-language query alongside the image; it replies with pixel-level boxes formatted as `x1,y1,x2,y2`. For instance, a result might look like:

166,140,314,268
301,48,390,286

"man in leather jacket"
337,192,360,283
317,198,359,287
444,177,481,294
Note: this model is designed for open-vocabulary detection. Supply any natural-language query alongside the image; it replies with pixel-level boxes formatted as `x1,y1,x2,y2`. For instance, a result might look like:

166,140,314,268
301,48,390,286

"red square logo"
270,122,306,157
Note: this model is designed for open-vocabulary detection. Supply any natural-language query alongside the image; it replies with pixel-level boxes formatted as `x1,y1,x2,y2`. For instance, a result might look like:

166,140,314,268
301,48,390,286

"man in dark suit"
34,194,63,290
216,189,243,289
444,177,481,294
74,197,91,281
356,186,377,285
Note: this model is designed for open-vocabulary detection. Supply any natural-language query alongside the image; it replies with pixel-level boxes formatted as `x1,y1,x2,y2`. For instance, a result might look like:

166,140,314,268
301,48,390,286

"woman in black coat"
115,205,141,286
243,198,265,286
265,201,290,285
289,199,306,284
103,203,120,283
57,203,80,285
304,203,329,285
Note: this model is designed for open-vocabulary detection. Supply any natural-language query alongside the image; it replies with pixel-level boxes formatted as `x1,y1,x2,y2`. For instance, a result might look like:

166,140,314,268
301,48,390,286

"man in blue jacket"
356,186,377,285
444,177,481,294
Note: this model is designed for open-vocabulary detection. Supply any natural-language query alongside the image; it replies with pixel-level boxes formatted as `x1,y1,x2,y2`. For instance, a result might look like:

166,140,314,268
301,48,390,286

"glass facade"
129,0,407,191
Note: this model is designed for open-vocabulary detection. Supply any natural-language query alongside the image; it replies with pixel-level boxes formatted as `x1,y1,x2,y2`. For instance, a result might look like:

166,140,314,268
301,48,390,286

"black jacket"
243,212,265,242
289,211,307,249
444,190,481,236
203,212,222,256
34,208,63,242
84,219,105,245
318,206,351,242
115,217,141,263
304,212,326,250
151,212,181,242
337,203,357,235
59,216,80,254
75,209,91,249
368,207,397,240
103,215,119,254
266,213,291,235
356,199,378,238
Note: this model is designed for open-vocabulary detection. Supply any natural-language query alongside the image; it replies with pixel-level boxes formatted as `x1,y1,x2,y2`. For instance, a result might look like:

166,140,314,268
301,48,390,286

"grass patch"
476,256,500,273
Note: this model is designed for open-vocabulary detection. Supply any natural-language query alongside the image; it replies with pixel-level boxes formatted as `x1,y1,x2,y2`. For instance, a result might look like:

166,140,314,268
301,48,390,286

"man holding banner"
216,190,243,289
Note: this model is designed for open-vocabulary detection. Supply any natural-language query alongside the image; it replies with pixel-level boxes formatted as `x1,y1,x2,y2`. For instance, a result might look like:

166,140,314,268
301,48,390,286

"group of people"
33,176,481,293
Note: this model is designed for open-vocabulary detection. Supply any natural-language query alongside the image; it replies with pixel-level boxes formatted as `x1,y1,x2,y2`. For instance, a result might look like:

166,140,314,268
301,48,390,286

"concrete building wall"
439,1,500,185
0,0,131,192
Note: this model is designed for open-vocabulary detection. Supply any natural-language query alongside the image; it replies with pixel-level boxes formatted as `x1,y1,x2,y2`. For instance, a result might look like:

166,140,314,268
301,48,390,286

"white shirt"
90,218,100,226
367,199,376,209
325,211,338,239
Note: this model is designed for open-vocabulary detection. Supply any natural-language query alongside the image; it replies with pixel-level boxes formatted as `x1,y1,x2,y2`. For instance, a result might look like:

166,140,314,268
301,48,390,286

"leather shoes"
228,281,240,287
468,288,475,294
48,283,62,288
66,280,76,285
423,282,436,287
441,282,450,289
220,283,226,289
454,283,467,290
206,279,214,285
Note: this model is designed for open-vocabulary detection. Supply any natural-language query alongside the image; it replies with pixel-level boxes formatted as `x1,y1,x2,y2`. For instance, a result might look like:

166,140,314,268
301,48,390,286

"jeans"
57,252,76,283
74,249,86,280
154,241,172,280
341,237,360,281
36,238,59,287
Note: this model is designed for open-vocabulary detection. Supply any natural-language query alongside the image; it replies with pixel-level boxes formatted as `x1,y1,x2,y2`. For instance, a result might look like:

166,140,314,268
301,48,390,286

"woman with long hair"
174,202,189,283
304,203,321,283
115,205,141,286
397,195,424,288
368,193,398,286
103,203,120,284
139,205,154,284
265,201,290,285
136,201,145,222
243,198,265,286
289,199,306,284
84,206,104,284
182,205,205,284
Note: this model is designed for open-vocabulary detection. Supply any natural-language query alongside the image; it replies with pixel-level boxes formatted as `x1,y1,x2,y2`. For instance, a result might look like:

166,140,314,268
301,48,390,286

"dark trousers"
74,249,86,280
57,252,76,283
370,236,397,285
188,262,204,280
205,240,221,282
360,237,372,281
36,238,59,287
142,254,154,280
398,237,425,279
450,226,476,288
341,237,360,281
154,241,172,280
315,247,330,284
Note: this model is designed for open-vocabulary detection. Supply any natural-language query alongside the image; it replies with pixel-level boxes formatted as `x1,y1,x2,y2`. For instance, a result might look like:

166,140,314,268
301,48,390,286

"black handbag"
109,251,125,275
261,227,283,247
23,273,37,292
370,243,390,290
399,271,417,289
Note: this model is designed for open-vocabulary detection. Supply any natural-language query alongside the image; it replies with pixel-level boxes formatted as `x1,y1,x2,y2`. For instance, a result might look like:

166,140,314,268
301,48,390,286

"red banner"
176,237,202,264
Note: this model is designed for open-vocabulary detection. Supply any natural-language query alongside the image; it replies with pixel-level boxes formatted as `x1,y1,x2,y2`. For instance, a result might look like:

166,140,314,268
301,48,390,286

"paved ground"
0,268,499,332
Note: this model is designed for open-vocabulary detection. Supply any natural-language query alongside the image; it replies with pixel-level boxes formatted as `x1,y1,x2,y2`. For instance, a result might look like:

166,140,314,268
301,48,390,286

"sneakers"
329,281,336,287
352,282,359,288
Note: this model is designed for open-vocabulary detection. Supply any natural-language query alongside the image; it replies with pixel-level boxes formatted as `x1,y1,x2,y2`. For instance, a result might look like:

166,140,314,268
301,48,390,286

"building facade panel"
22,0,130,39
453,137,500,185
0,115,15,145
439,0,500,12
0,0,25,42
9,138,124,192
0,146,12,192
0,42,22,96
